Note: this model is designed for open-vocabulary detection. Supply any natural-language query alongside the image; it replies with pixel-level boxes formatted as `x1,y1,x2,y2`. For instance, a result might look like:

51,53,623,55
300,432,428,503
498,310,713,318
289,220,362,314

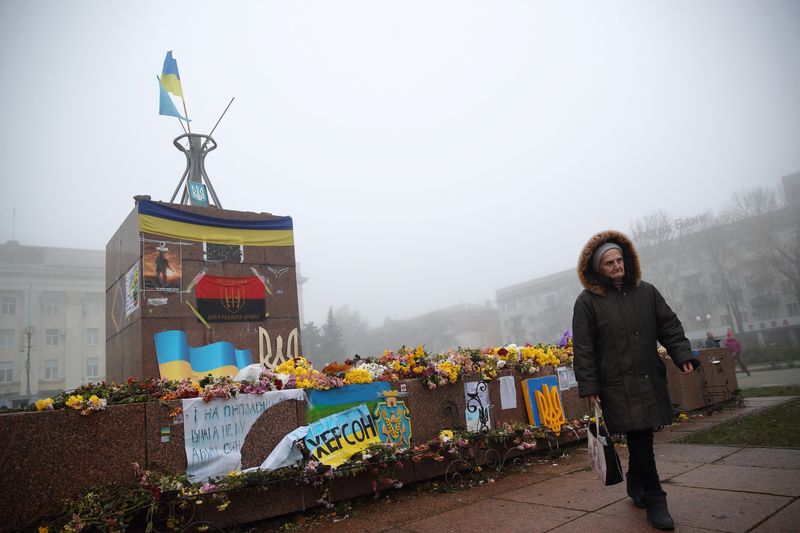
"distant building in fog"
495,270,581,346
497,183,800,349
0,241,105,408
361,302,502,355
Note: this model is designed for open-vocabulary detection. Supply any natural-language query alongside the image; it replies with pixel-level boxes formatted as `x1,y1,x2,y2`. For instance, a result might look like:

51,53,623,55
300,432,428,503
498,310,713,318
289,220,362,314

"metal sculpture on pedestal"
169,133,223,208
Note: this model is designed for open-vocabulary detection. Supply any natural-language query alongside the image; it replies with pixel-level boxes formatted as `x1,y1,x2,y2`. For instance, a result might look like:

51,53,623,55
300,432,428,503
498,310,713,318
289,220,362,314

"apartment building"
497,195,800,349
0,241,105,407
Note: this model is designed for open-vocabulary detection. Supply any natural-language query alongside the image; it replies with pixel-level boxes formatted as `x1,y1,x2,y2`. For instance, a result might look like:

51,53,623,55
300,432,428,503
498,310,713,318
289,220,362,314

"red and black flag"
195,275,266,322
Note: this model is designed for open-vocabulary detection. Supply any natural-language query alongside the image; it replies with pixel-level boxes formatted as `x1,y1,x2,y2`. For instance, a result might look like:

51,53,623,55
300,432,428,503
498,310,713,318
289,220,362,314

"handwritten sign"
304,404,380,467
182,389,305,481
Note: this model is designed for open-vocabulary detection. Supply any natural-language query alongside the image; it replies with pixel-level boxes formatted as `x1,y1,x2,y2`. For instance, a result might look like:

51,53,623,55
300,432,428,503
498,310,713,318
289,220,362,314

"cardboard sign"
373,391,412,447
521,376,565,434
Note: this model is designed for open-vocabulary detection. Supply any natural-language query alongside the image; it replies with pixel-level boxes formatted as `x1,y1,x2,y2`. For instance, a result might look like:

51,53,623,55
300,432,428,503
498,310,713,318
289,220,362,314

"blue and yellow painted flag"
158,77,191,122
154,330,253,380
137,200,294,246
161,51,184,97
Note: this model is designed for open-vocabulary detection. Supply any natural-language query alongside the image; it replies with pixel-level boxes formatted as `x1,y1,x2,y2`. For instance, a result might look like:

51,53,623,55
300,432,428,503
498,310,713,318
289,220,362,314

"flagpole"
182,97,192,134
201,97,235,151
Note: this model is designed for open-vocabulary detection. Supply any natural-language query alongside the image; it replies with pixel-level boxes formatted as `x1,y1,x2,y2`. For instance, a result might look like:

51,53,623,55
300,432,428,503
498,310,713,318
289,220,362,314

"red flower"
497,348,508,356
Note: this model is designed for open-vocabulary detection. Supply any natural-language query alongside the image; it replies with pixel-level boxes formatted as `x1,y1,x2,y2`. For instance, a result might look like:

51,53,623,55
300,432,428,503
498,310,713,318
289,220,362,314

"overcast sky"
1,1,798,327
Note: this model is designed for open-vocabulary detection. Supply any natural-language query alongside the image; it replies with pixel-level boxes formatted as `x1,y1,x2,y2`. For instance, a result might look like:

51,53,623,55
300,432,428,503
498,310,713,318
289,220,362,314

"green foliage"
678,398,800,448
320,307,346,363
740,344,800,367
301,321,324,360
740,385,800,398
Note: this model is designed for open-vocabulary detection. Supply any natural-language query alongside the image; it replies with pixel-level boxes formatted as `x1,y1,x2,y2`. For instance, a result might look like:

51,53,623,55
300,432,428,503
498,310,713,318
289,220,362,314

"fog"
1,1,799,328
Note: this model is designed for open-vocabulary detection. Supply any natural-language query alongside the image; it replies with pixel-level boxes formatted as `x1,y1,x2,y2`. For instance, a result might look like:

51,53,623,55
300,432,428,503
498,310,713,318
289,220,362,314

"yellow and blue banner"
161,51,184,97
159,76,191,122
304,404,381,467
306,382,390,423
137,200,294,246
154,330,253,380
158,51,190,122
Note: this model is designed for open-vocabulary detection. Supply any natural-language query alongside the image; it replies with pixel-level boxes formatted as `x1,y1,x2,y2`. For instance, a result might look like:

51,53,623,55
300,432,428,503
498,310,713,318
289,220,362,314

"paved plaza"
283,396,799,533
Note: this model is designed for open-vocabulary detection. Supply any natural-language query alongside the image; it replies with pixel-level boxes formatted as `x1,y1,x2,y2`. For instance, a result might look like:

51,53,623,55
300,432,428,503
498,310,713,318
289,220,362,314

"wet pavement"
279,396,799,532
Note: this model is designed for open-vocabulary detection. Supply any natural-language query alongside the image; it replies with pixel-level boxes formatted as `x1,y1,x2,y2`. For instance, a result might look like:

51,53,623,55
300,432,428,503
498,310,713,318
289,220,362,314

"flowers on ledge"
27,341,573,415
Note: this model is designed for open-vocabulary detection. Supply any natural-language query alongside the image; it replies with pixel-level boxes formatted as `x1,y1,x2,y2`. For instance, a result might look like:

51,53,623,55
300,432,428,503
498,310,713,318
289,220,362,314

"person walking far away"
704,330,719,348
724,329,750,376
572,230,700,530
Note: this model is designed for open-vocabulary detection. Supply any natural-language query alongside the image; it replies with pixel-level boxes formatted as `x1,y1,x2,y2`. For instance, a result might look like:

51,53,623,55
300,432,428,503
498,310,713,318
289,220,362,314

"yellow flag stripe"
139,214,294,246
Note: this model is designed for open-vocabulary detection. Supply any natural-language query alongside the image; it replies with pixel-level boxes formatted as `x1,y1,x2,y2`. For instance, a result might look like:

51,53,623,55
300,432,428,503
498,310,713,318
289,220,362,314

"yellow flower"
439,429,454,442
38,526,49,533
296,379,314,389
66,395,84,410
35,398,54,412
344,368,373,385
415,345,425,358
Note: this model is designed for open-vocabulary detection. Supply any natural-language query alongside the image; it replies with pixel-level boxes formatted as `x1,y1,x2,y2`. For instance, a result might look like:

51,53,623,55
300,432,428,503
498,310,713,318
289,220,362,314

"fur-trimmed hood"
577,230,642,295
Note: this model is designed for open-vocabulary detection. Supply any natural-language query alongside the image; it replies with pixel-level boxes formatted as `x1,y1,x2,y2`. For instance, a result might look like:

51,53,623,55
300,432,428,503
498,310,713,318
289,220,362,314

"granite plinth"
193,479,310,527
667,359,707,411
401,377,466,445
1,404,147,532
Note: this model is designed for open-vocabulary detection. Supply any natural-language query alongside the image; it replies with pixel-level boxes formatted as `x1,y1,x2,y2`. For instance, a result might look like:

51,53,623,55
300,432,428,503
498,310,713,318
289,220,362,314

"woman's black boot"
626,473,645,508
643,490,675,530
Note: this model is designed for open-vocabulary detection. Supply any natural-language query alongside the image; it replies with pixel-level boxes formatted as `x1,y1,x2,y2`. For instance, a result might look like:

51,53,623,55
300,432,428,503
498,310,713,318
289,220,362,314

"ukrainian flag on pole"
158,51,191,122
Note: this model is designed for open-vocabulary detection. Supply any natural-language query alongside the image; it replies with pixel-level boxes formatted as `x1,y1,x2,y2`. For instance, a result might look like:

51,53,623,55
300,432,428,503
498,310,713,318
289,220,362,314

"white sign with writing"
182,389,305,481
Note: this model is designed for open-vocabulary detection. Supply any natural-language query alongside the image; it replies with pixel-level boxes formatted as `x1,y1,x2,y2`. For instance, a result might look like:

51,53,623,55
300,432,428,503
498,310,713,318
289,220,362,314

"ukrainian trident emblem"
221,286,243,313
373,390,412,447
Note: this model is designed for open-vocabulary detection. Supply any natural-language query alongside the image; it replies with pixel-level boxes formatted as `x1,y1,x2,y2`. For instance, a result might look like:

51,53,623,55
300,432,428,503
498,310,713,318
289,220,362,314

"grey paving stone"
670,463,800,497
716,447,800,470
496,469,628,512
654,443,740,463
597,484,790,533
403,497,585,533
755,499,800,532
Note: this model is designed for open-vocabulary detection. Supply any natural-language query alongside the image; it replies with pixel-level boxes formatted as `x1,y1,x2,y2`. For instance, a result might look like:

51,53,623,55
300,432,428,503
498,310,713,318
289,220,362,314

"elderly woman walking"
572,230,699,530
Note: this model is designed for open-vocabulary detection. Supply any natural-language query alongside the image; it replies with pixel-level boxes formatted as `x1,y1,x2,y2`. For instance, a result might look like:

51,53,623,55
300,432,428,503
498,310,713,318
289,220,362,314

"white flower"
356,362,389,380
497,360,507,368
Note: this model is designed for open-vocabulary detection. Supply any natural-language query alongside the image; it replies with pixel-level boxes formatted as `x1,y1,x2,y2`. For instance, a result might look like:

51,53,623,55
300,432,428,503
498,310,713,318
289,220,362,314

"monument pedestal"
105,199,301,382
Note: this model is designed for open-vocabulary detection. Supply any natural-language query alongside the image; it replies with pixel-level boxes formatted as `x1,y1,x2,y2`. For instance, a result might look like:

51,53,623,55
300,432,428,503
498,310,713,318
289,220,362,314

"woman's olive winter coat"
571,230,698,433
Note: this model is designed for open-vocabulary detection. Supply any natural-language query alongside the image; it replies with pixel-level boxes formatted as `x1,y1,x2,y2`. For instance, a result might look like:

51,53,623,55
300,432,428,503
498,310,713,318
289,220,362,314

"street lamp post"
695,314,712,331
23,326,34,399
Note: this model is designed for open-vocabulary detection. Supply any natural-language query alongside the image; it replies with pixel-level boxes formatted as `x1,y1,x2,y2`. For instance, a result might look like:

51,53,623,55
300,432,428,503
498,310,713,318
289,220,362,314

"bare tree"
630,210,676,248
755,216,800,308
721,187,778,223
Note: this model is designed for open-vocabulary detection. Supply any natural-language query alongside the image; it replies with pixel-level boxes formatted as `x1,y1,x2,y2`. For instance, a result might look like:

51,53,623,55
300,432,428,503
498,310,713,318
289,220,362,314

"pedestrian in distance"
704,330,719,348
724,329,751,376
572,230,700,531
